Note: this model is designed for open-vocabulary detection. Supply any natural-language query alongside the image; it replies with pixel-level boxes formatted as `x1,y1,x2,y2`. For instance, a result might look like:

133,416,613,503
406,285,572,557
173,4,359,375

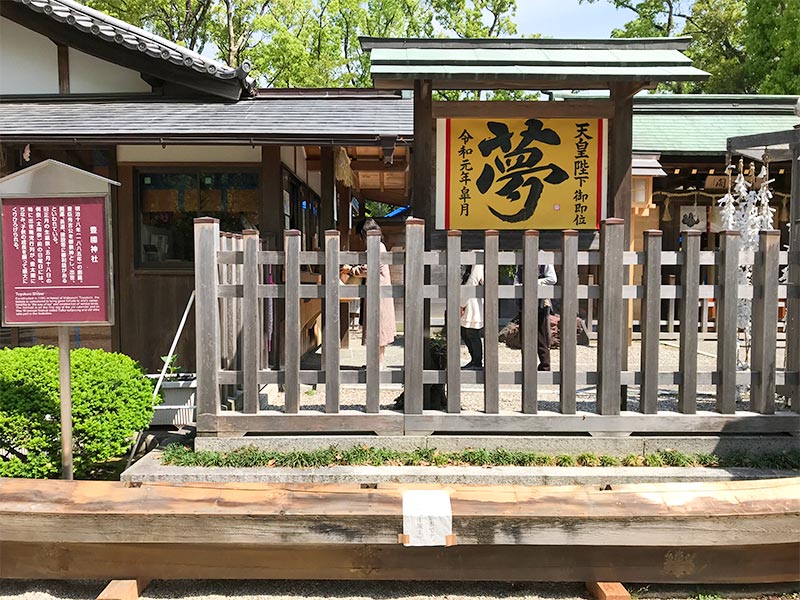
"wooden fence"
194,217,800,437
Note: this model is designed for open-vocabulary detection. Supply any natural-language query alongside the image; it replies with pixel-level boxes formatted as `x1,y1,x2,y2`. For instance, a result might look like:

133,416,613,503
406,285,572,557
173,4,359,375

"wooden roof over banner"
360,37,709,90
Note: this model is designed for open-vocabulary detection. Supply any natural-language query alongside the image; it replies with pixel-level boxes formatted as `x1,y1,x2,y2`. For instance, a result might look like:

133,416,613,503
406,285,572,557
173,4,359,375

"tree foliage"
580,0,800,94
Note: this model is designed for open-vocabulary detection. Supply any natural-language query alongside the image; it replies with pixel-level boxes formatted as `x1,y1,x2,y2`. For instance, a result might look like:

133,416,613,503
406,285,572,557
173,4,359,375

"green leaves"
0,346,157,478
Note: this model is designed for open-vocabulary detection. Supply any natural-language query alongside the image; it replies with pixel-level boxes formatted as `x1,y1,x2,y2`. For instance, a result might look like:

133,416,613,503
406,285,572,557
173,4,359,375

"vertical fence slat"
234,235,244,395
404,219,425,414
640,230,662,414
366,230,381,413
484,230,499,414
716,230,740,414
219,234,231,403
324,230,341,413
194,218,220,432
597,219,624,415
522,231,539,414
678,230,701,414
242,230,259,414
446,231,462,413
788,218,800,412
751,230,780,414
284,230,301,414
560,230,578,415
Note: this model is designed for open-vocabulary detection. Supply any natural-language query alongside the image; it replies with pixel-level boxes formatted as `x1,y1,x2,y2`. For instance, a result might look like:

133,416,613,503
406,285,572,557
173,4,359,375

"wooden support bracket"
97,579,151,600
586,581,631,600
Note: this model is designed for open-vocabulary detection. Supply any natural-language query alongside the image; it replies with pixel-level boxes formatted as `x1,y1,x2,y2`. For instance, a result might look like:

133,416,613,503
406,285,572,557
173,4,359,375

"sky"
515,0,632,38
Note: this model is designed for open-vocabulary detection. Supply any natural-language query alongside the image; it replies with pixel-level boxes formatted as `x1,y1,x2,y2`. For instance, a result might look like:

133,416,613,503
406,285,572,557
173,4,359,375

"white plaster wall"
280,146,295,172
117,145,262,163
69,49,151,94
307,171,322,197
0,17,58,95
294,146,307,181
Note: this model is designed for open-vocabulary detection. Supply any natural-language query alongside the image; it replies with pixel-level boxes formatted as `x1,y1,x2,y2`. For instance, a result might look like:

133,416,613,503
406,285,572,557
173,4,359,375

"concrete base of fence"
121,449,797,486
191,434,798,457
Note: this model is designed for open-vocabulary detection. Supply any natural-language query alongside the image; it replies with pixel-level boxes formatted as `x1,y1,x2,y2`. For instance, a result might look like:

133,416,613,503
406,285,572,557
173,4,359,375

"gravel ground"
273,334,790,413
0,580,797,600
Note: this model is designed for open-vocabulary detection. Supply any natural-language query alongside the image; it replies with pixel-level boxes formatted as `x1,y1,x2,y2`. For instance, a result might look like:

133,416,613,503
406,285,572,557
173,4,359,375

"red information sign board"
1,196,110,325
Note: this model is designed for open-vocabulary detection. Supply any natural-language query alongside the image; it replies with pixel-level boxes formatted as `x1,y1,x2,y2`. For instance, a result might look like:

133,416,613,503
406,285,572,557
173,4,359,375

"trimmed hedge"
0,346,157,478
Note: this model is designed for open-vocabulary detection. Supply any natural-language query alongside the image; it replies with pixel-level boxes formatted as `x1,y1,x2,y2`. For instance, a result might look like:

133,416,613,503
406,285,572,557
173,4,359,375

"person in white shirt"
515,264,557,371
460,261,485,370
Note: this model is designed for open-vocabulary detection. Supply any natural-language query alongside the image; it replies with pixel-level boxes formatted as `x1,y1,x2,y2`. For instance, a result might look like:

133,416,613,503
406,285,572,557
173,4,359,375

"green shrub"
0,346,157,478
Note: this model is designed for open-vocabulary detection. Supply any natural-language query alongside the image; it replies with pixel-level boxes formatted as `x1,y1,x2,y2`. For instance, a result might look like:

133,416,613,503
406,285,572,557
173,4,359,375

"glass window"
136,170,259,268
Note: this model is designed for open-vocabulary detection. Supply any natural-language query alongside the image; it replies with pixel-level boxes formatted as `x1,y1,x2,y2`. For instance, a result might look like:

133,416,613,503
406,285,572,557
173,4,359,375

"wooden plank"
319,146,335,231
403,412,800,435
1,478,798,549
640,230,662,414
560,231,578,415
404,219,425,414
366,231,381,413
412,80,434,238
716,231,740,414
3,541,798,583
585,582,630,600
522,231,539,414
484,231,500,413
96,579,150,600
597,219,624,415
242,230,259,414
284,231,301,413
324,230,341,412
678,231,701,414
57,44,70,94
193,218,220,434
432,100,615,120
446,231,462,413
751,230,780,414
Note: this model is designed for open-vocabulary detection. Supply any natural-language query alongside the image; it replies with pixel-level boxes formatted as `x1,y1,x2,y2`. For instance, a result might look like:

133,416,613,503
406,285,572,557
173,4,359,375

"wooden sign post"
0,160,118,480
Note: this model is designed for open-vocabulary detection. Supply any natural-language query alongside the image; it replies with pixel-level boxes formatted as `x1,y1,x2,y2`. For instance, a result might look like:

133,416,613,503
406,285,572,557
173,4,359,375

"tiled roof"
0,96,414,144
8,0,254,97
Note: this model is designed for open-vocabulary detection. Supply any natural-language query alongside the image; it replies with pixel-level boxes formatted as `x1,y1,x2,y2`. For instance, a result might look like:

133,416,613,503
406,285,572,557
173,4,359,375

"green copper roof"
361,37,709,90
632,95,800,154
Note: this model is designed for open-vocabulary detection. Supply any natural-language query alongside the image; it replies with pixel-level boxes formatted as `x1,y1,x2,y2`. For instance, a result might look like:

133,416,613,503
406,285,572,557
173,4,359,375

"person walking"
515,263,557,371
340,219,396,367
460,261,485,369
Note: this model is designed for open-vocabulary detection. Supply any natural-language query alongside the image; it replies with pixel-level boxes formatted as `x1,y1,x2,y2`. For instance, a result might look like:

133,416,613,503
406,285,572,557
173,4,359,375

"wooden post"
242,230,260,414
522,231,539,414
324,230,341,413
788,217,800,412
57,44,70,94
640,230,662,414
220,234,234,404
412,79,434,231
366,230,381,413
319,147,335,232
597,219,624,415
716,230,740,414
484,231,500,414
678,230,700,414
260,147,284,249
194,218,220,434
751,230,780,414
560,230,578,415
446,230,462,413
284,230,301,413
58,326,73,480
404,219,425,414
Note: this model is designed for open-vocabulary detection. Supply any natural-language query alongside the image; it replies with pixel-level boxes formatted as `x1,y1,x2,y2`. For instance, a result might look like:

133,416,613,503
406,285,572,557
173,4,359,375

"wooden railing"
194,217,800,437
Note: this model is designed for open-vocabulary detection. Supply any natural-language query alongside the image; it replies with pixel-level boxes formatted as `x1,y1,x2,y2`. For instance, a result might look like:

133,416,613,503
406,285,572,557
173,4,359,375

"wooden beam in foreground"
1,478,799,548
3,542,798,583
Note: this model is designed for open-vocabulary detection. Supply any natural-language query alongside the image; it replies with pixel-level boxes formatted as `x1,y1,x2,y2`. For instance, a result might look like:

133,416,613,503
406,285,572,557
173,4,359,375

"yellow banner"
437,118,606,230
